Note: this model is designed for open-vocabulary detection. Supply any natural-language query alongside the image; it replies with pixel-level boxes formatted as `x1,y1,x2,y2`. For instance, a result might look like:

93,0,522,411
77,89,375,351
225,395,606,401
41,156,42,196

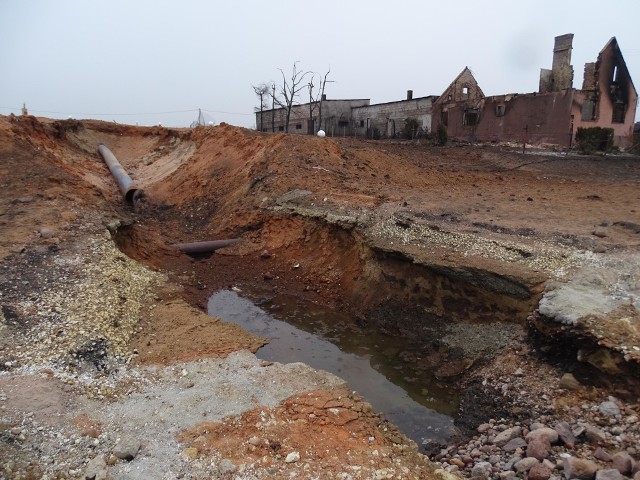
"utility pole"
271,83,276,132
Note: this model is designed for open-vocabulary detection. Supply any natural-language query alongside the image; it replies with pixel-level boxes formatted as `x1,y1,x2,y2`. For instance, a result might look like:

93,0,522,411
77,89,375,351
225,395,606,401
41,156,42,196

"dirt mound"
179,386,433,479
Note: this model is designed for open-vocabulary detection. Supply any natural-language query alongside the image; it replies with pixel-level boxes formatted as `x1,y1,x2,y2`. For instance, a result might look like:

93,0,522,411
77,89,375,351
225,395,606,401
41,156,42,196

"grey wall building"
352,91,437,138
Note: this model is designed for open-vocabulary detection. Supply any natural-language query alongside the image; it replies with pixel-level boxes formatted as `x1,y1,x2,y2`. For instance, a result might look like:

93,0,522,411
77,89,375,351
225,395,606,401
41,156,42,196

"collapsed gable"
434,67,485,106
575,37,638,144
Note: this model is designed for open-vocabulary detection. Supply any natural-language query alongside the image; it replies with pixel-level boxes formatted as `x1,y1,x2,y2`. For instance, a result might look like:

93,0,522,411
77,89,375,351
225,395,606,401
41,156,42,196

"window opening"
612,102,626,123
463,109,479,126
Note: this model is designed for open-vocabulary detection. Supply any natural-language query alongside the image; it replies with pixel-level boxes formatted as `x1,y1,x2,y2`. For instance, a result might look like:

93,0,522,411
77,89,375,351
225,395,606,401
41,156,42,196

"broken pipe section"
172,239,241,255
97,143,144,207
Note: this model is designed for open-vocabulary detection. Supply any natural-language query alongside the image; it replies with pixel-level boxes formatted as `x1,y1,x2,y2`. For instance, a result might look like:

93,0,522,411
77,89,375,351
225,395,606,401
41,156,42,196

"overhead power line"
0,106,253,117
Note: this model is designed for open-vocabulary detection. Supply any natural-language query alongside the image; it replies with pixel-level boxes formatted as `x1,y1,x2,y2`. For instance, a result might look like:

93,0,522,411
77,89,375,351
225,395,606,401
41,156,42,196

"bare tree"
252,83,270,132
313,68,332,134
274,62,312,133
307,75,318,134
271,82,276,132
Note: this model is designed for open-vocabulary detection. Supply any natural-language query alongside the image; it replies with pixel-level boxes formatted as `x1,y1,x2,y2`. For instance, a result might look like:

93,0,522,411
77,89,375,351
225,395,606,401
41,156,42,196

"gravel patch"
369,216,600,278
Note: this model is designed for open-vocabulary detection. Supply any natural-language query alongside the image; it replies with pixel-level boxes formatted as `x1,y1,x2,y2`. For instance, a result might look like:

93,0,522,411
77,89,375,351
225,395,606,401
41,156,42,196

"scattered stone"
182,448,198,460
600,399,621,417
285,451,300,463
559,373,582,390
263,272,274,280
434,469,459,480
573,425,586,437
450,458,465,468
584,425,607,444
478,423,491,433
259,250,272,259
444,464,459,474
84,454,107,480
564,457,598,480
593,448,612,462
526,427,559,445
494,426,522,447
471,461,492,478
248,436,260,446
39,227,55,239
106,455,117,466
555,421,576,449
611,452,634,475
503,456,520,472
113,438,141,461
515,457,539,473
503,437,528,453
595,469,624,480
528,462,552,480
218,459,236,475
499,471,516,480
527,436,551,461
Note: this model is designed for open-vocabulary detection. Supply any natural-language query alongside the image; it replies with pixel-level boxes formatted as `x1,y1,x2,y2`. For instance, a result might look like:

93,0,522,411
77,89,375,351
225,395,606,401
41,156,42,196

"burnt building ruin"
255,34,637,148
436,35,637,148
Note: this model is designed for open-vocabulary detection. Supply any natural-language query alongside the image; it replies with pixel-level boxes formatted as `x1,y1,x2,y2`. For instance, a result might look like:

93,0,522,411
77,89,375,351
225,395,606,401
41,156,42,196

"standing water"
208,289,458,445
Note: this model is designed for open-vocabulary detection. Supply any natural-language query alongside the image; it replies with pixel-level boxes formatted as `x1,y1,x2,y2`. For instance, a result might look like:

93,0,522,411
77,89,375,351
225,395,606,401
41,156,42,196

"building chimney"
321,94,327,101
407,90,413,100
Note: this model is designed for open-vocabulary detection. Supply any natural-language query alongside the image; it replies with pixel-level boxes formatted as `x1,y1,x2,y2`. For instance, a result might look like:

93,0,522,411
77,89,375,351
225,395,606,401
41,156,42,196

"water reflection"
208,289,456,444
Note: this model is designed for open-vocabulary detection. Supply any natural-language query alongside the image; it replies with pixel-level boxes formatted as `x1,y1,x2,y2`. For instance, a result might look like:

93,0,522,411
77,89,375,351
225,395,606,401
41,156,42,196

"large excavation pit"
3,117,640,479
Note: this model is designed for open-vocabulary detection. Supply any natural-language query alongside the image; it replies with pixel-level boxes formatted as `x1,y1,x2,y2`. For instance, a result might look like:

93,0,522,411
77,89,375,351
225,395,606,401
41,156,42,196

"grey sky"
1,0,639,128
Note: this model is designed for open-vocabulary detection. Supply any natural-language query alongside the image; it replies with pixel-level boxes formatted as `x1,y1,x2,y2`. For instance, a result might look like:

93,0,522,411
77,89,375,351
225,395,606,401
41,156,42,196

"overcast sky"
1,0,639,128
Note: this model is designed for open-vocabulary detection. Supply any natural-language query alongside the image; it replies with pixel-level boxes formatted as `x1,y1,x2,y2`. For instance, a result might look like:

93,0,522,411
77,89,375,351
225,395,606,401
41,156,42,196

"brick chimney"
407,90,413,100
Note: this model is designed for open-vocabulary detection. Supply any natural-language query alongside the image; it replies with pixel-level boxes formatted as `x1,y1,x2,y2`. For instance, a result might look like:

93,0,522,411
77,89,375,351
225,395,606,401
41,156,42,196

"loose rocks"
528,462,552,480
113,438,141,461
595,469,624,480
431,400,640,480
84,454,107,480
563,457,599,480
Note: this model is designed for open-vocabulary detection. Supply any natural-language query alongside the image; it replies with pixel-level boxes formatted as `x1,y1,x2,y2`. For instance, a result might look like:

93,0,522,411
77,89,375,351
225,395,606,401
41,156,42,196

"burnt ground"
0,115,639,479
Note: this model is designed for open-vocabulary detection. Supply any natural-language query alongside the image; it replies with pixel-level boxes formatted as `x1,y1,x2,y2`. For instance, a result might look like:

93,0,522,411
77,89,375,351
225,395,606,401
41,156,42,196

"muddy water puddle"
208,290,461,444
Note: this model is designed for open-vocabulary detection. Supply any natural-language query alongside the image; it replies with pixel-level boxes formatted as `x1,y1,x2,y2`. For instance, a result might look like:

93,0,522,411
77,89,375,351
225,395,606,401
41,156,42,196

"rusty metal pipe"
97,144,144,205
172,239,241,254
